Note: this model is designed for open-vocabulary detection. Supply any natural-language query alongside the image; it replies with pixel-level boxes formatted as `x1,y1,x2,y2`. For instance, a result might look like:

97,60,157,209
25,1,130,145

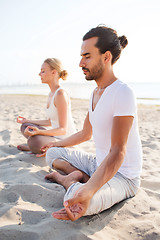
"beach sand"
0,94,160,240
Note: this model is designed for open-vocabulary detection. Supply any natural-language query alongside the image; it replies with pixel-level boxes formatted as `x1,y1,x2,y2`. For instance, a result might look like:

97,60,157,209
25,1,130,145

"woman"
17,58,76,156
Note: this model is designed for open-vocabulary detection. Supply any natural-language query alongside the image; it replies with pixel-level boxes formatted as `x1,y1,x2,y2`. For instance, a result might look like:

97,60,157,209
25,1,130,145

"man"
42,26,142,221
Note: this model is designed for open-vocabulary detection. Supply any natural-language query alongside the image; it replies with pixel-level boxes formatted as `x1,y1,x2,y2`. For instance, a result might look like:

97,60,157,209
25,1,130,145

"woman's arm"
40,89,69,136
55,112,92,147
17,116,51,126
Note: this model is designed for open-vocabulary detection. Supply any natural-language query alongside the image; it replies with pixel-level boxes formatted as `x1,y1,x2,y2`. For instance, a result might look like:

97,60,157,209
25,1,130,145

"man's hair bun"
118,35,128,49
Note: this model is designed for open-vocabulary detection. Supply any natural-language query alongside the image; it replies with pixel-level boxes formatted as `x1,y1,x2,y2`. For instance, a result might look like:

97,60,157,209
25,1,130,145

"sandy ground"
0,94,160,240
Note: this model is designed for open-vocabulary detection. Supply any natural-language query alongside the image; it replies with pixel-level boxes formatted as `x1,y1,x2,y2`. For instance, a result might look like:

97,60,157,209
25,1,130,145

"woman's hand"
52,186,92,221
24,126,40,137
17,116,28,124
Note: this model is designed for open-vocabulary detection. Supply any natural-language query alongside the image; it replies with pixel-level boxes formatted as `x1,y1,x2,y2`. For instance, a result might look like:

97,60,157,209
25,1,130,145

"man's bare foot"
17,144,30,151
45,170,83,190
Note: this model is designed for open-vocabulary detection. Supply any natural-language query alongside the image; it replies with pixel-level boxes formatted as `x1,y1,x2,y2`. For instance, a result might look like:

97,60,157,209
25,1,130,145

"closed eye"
81,53,91,59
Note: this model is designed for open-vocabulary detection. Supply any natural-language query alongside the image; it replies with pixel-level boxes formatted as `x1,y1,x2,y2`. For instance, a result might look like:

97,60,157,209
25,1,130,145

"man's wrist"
83,183,95,199
55,141,61,147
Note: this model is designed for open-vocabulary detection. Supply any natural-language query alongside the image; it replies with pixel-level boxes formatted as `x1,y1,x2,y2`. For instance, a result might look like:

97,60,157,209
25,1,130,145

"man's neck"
95,70,117,89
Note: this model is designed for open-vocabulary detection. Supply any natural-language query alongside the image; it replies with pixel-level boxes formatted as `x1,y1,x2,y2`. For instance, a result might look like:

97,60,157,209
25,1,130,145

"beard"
83,59,105,81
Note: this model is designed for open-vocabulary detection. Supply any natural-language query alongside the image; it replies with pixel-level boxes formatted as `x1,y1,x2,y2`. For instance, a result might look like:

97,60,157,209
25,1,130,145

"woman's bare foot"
45,170,83,190
17,144,30,151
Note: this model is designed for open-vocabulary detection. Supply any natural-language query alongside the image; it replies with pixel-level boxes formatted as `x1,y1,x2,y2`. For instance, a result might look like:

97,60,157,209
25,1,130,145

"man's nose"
79,59,85,67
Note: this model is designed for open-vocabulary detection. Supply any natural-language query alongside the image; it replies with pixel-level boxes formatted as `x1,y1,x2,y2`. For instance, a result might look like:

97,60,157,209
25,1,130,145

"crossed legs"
45,147,140,216
45,158,90,188
45,147,97,189
18,123,56,154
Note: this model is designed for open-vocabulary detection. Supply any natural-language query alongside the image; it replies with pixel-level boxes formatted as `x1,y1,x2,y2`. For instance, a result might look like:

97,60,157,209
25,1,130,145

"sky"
0,0,160,86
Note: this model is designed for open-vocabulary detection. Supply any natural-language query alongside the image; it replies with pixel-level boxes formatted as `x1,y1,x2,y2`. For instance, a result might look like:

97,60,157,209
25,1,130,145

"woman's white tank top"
46,88,76,139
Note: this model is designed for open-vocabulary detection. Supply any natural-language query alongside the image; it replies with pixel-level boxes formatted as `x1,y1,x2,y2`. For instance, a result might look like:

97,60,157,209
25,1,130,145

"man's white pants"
46,147,140,216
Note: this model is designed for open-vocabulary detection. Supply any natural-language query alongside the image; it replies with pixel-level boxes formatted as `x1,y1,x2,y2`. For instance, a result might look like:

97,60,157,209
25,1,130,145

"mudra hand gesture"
17,116,28,124
24,126,40,136
52,186,92,221
36,141,57,157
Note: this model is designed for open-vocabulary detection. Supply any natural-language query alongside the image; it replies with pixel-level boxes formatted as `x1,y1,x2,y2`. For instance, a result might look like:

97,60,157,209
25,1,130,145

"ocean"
0,81,160,105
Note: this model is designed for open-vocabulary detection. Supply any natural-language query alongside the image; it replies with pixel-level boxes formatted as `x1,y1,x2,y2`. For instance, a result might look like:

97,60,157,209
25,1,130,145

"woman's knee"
27,135,42,154
20,123,30,136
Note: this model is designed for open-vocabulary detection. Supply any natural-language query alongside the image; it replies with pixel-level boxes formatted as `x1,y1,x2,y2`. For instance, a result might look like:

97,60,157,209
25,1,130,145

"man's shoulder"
115,80,134,95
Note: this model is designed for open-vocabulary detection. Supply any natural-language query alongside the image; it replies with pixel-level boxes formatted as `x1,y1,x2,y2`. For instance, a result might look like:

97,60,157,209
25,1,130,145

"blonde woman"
17,58,76,156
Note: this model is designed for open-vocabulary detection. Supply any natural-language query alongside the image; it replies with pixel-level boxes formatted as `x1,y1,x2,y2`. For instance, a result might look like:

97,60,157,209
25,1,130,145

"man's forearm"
55,130,91,148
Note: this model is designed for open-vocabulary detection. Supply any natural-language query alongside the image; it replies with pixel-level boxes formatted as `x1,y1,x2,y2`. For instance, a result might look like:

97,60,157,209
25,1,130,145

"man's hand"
36,152,46,157
36,142,57,157
37,142,57,157
52,186,92,221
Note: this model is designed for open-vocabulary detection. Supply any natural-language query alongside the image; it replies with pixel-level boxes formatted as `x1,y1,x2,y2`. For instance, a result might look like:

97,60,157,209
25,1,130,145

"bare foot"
45,170,83,190
17,144,30,151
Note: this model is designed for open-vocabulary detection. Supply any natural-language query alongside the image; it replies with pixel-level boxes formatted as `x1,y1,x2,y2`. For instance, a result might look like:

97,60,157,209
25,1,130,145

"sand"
0,94,160,240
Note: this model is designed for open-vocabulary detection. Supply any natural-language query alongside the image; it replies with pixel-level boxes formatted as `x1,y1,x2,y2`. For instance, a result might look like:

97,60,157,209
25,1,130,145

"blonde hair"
44,58,68,80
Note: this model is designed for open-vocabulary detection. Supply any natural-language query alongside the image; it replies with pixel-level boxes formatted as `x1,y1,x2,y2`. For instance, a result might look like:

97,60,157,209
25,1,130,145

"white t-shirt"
89,79,142,179
46,88,76,139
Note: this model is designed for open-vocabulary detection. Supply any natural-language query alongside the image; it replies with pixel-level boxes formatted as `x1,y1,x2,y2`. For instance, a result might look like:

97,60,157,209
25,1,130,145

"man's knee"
64,182,83,202
46,147,62,168
52,158,61,169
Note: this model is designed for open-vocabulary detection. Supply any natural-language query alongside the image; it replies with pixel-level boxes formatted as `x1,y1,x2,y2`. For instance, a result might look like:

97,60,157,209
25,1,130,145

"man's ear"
104,51,112,63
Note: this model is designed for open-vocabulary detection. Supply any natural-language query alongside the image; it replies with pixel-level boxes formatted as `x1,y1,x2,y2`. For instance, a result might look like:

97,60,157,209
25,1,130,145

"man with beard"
42,26,142,221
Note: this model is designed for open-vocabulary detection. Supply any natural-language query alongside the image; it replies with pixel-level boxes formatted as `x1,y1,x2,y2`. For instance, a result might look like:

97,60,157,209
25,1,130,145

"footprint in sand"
0,130,11,144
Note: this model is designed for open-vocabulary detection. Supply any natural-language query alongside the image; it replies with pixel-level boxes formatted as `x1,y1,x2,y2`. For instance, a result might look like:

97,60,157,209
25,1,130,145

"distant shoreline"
2,93,160,106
